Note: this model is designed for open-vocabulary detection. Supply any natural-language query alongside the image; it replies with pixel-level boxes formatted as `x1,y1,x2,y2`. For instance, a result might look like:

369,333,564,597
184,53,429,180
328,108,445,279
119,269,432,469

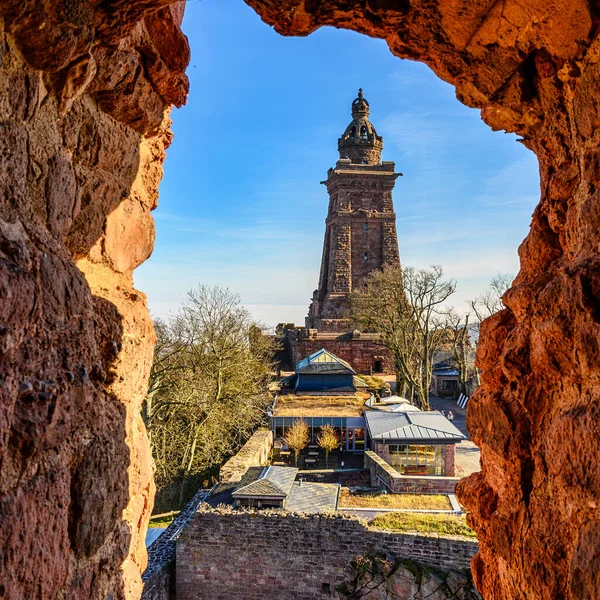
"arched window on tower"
364,252,368,261
364,222,368,230
360,125,368,140
349,126,356,139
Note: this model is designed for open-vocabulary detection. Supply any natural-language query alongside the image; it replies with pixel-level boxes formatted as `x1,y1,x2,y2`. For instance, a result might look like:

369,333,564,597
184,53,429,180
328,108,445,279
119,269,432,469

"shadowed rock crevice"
0,3,189,598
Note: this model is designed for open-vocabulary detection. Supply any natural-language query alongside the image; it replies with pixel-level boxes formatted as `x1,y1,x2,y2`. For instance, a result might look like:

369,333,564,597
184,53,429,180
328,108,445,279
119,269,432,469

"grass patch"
369,512,476,538
274,393,370,417
148,513,178,528
340,488,452,510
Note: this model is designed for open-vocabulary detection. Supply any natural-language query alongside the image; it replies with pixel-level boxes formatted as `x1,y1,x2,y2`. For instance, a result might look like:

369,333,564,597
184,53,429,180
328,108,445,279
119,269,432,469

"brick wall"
219,430,273,482
293,337,393,374
365,451,460,494
142,568,173,600
176,509,478,600
445,443,457,477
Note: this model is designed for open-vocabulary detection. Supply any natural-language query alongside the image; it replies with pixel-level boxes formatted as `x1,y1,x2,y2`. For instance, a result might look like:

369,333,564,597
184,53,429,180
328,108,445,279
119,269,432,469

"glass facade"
271,417,366,452
387,444,446,475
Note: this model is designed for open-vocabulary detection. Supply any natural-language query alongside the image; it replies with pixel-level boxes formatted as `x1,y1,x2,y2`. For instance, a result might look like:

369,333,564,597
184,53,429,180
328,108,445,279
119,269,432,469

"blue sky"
134,0,541,328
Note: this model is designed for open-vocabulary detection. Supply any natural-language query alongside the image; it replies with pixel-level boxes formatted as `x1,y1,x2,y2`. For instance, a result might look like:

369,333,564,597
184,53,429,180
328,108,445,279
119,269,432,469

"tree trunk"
179,426,199,509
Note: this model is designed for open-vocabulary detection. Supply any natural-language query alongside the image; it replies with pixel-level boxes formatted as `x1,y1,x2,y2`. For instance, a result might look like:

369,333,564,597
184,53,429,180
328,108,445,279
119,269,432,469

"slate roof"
364,409,465,442
204,466,266,507
285,482,340,514
432,358,460,377
232,466,298,499
353,376,370,389
295,349,356,375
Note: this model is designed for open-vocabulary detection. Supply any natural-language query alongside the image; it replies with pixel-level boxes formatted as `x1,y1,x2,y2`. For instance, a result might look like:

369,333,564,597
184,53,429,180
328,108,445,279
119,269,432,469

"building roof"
432,358,460,377
285,482,340,514
353,376,370,389
273,393,369,418
433,368,460,377
205,467,340,514
232,466,298,499
205,466,266,507
295,349,356,375
364,410,465,443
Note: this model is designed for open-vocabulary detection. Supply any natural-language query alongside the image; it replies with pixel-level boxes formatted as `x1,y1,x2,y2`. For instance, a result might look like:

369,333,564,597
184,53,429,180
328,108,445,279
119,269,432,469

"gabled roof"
364,410,465,442
432,358,460,376
232,466,298,499
295,349,356,375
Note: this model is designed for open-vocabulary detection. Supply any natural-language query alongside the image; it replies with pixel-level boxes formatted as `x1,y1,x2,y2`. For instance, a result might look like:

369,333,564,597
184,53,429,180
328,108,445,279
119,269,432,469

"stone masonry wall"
176,509,478,600
0,2,189,598
365,451,460,495
293,336,394,375
219,429,274,482
141,488,210,600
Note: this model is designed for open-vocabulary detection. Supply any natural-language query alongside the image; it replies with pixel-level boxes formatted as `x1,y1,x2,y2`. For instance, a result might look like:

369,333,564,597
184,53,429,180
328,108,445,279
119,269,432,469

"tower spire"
306,90,401,333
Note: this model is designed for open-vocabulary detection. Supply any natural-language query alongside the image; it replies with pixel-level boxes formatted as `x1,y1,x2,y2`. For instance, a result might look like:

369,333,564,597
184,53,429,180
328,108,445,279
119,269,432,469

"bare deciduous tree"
317,424,339,468
351,265,455,411
142,285,278,510
467,273,514,388
468,273,513,321
441,309,475,396
285,419,310,466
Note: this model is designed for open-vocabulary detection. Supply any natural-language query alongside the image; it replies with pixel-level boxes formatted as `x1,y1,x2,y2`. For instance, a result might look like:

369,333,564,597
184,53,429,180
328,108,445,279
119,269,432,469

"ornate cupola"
337,89,383,165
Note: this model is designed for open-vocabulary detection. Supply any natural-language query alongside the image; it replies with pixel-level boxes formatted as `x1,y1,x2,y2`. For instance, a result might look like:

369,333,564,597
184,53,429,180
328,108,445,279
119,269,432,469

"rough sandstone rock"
0,2,188,598
243,2,600,599
336,554,481,600
1,1,600,599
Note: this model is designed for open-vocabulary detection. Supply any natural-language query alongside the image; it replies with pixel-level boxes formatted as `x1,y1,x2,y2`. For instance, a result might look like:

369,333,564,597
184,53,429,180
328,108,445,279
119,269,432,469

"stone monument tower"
306,89,401,332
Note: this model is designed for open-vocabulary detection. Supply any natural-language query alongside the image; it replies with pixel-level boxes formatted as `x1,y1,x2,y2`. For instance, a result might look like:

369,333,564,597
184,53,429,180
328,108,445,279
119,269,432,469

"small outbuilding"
364,409,465,476
430,360,460,398
205,465,340,513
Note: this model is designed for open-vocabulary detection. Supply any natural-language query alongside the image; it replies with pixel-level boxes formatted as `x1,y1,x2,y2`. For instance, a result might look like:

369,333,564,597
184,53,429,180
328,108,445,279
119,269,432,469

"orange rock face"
2,1,600,599
244,1,600,598
0,2,188,598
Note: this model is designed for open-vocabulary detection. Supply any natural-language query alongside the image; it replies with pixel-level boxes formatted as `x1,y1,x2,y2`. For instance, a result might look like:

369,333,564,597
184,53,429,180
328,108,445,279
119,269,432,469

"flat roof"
285,482,340,513
273,393,369,418
364,410,465,443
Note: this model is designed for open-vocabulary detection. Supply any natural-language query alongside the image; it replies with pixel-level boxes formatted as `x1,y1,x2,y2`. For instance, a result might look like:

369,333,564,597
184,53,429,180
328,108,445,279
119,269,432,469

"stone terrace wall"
365,451,460,495
141,489,209,600
219,429,273,482
177,509,477,600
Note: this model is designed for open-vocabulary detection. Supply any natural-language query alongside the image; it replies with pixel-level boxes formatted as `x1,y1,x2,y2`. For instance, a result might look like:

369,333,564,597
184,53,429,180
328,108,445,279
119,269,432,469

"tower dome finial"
351,89,370,118
339,89,383,165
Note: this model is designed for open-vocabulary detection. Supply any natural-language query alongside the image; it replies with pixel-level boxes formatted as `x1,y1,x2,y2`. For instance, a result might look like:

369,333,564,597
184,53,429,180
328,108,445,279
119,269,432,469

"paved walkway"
429,394,480,478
